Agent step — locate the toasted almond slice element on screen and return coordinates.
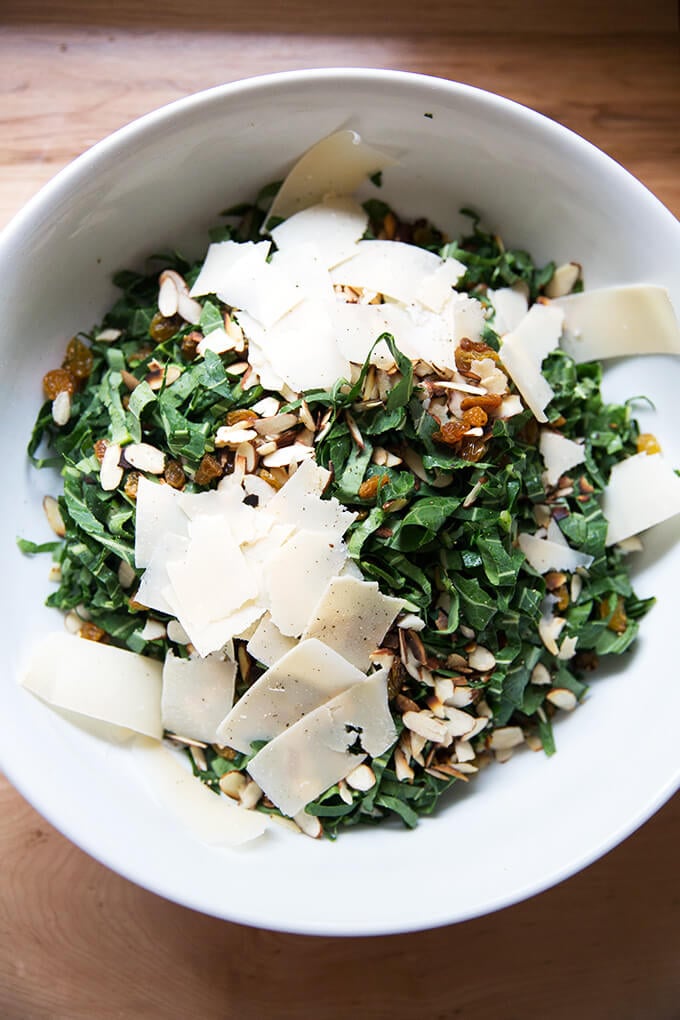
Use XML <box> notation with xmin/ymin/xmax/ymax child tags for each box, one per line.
<box><xmin>544</xmin><ymin>261</ymin><xmax>581</xmax><ymax>299</ymax></box>
<box><xmin>445</xmin><ymin>685</ymin><xmax>474</xmax><ymax>708</ymax></box>
<box><xmin>442</xmin><ymin>705</ymin><xmax>476</xmax><ymax>737</ymax></box>
<box><xmin>51</xmin><ymin>390</ymin><xmax>71</xmax><ymax>426</ymax></box>
<box><xmin>409</xmin><ymin>730</ymin><xmax>427</xmax><ymax>766</ymax></box>
<box><xmin>240</xmin><ymin>780</ymin><xmax>264</xmax><ymax>811</ymax></box>
<box><xmin>494</xmin><ymin>747</ymin><xmax>515</xmax><ymax>764</ymax></box>
<box><xmin>488</xmin><ymin>726</ymin><xmax>524</xmax><ymax>751</ymax></box>
<box><xmin>338</xmin><ymin>779</ymin><xmax>354</xmax><ymax>805</ymax></box>
<box><xmin>177</xmin><ymin>290</ymin><xmax>202</xmax><ymax>325</ymax></box>
<box><xmin>64</xmin><ymin>610</ymin><xmax>81</xmax><ymax>634</ymax></box>
<box><xmin>454</xmin><ymin>739</ymin><xmax>475</xmax><ymax>763</ymax></box>
<box><xmin>117</xmin><ymin>560</ymin><xmax>136</xmax><ymax>589</ymax></box>
<box><xmin>124</xmin><ymin>442</ymin><xmax>166</xmax><ymax>474</ymax></box>
<box><xmin>252</xmin><ymin>413</ymin><xmax>299</xmax><ymax>436</ymax></box>
<box><xmin>43</xmin><ymin>494</ymin><xmax>66</xmax><ymax>537</ymax></box>
<box><xmin>140</xmin><ymin>619</ymin><xmax>166</xmax><ymax>641</ymax></box>
<box><xmin>397</xmin><ymin>613</ymin><xmax>426</xmax><ymax>632</ymax></box>
<box><xmin>468</xmin><ymin>645</ymin><xmax>496</xmax><ymax>672</ymax></box>
<box><xmin>167</xmin><ymin>620</ymin><xmax>190</xmax><ymax>644</ymax></box>
<box><xmin>158</xmin><ymin>273</ymin><xmax>179</xmax><ymax>317</ymax></box>
<box><xmin>219</xmin><ymin>771</ymin><xmax>247</xmax><ymax>800</ymax></box>
<box><xmin>293</xmin><ymin>810</ymin><xmax>323</xmax><ymax>839</ymax></box>
<box><xmin>345</xmin><ymin>763</ymin><xmax>376</xmax><ymax>792</ymax></box>
<box><xmin>95</xmin><ymin>327</ymin><xmax>122</xmax><ymax>342</ymax></box>
<box><xmin>262</xmin><ymin>443</ymin><xmax>315</xmax><ymax>468</ymax></box>
<box><xmin>215</xmin><ymin>425</ymin><xmax>259</xmax><ymax>447</ymax></box>
<box><xmin>402</xmin><ymin>710</ymin><xmax>451</xmax><ymax>745</ymax></box>
<box><xmin>531</xmin><ymin>662</ymin><xmax>552</xmax><ymax>686</ymax></box>
<box><xmin>100</xmin><ymin>443</ymin><xmax>123</xmax><ymax>491</ymax></box>
<box><xmin>546</xmin><ymin>687</ymin><xmax>578</xmax><ymax>711</ymax></box>
<box><xmin>394</xmin><ymin>746</ymin><xmax>415</xmax><ymax>782</ymax></box>
<box><xmin>525</xmin><ymin>733</ymin><xmax>543</xmax><ymax>752</ymax></box>
<box><xmin>434</xmin><ymin>676</ymin><xmax>454</xmax><ymax>703</ymax></box>
<box><xmin>251</xmin><ymin>396</ymin><xmax>281</xmax><ymax>417</ymax></box>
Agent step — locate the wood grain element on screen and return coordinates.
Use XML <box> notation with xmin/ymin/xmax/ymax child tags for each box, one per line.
<box><xmin>1</xmin><ymin>7</ymin><xmax>679</xmax><ymax>1018</ymax></box>
<box><xmin>0</xmin><ymin>774</ymin><xmax>678</xmax><ymax>1020</ymax></box>
<box><xmin>3</xmin><ymin>0</ymin><xmax>678</xmax><ymax>35</ymax></box>
<box><xmin>1</xmin><ymin>28</ymin><xmax>679</xmax><ymax>232</ymax></box>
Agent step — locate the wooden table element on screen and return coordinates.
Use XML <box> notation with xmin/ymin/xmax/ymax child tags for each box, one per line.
<box><xmin>1</xmin><ymin>4</ymin><xmax>679</xmax><ymax>1017</ymax></box>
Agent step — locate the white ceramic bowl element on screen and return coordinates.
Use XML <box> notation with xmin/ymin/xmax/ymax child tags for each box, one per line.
<box><xmin>2</xmin><ymin>69</ymin><xmax>679</xmax><ymax>936</ymax></box>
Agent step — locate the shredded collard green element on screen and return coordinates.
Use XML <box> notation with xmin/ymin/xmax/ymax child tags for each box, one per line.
<box><xmin>23</xmin><ymin>198</ymin><xmax>655</xmax><ymax>838</ymax></box>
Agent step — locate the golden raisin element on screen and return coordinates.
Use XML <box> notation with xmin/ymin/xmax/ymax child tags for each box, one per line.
<box><xmin>80</xmin><ymin>621</ymin><xmax>106</xmax><ymax>642</ymax></box>
<box><xmin>93</xmin><ymin>438</ymin><xmax>109</xmax><ymax>463</ymax></box>
<box><xmin>226</xmin><ymin>408</ymin><xmax>258</xmax><ymax>426</ymax></box>
<box><xmin>164</xmin><ymin>460</ymin><xmax>186</xmax><ymax>490</ymax></box>
<box><xmin>460</xmin><ymin>393</ymin><xmax>503</xmax><ymax>412</ymax></box>
<box><xmin>358</xmin><ymin>474</ymin><xmax>389</xmax><ymax>500</ymax></box>
<box><xmin>257</xmin><ymin>467</ymin><xmax>285</xmax><ymax>491</ymax></box>
<box><xmin>382</xmin><ymin>211</ymin><xmax>397</xmax><ymax>240</ymax></box>
<box><xmin>554</xmin><ymin>584</ymin><xmax>570</xmax><ymax>612</ymax></box>
<box><xmin>455</xmin><ymin>337</ymin><xmax>498</xmax><ymax>373</ymax></box>
<box><xmin>123</xmin><ymin>471</ymin><xmax>140</xmax><ymax>500</ymax></box>
<box><xmin>434</xmin><ymin>419</ymin><xmax>468</xmax><ymax>446</ymax></box>
<box><xmin>43</xmin><ymin>367</ymin><xmax>76</xmax><ymax>399</ymax></box>
<box><xmin>63</xmin><ymin>337</ymin><xmax>93</xmax><ymax>381</ymax></box>
<box><xmin>600</xmin><ymin>596</ymin><xmax>628</xmax><ymax>634</ymax></box>
<box><xmin>181</xmin><ymin>331</ymin><xmax>202</xmax><ymax>361</ymax></box>
<box><xmin>636</xmin><ymin>433</ymin><xmax>661</xmax><ymax>455</ymax></box>
<box><xmin>149</xmin><ymin>311</ymin><xmax>181</xmax><ymax>343</ymax></box>
<box><xmin>194</xmin><ymin>453</ymin><xmax>223</xmax><ymax>487</ymax></box>
<box><xmin>458</xmin><ymin>437</ymin><xmax>488</xmax><ymax>462</ymax></box>
<box><xmin>462</xmin><ymin>406</ymin><xmax>488</xmax><ymax>428</ymax></box>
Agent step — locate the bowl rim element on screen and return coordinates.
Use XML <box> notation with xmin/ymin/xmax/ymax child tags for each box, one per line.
<box><xmin>2</xmin><ymin>66</ymin><xmax>679</xmax><ymax>936</ymax></box>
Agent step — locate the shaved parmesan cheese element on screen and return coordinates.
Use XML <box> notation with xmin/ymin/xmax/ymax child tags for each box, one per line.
<box><xmin>442</xmin><ymin>292</ymin><xmax>487</xmax><ymax>345</ymax></box>
<box><xmin>134</xmin><ymin>476</ymin><xmax>188</xmax><ymax>568</ymax></box>
<box><xmin>247</xmin><ymin>612</ymin><xmax>298</xmax><ymax>667</ymax></box>
<box><xmin>302</xmin><ymin>576</ymin><xmax>404</xmax><ymax>670</ymax></box>
<box><xmin>602</xmin><ymin>452</ymin><xmax>680</xmax><ymax>545</ymax></box>
<box><xmin>518</xmin><ymin>533</ymin><xmax>593</xmax><ymax>573</ymax></box>
<box><xmin>546</xmin><ymin>518</ymin><xmax>569</xmax><ymax>547</ymax></box>
<box><xmin>162</xmin><ymin>651</ymin><xmax>237</xmax><ymax>743</ymax></box>
<box><xmin>216</xmin><ymin>638</ymin><xmax>366</xmax><ymax>753</ymax></box>
<box><xmin>242</xmin><ymin>299</ymin><xmax>352</xmax><ymax>391</ymax></box>
<box><xmin>540</xmin><ymin>430</ymin><xmax>585</xmax><ymax>486</ymax></box>
<box><xmin>270</xmin><ymin>196</ymin><xmax>369</xmax><ymax>269</ymax></box>
<box><xmin>554</xmin><ymin>285</ymin><xmax>680</xmax><ymax>362</ymax></box>
<box><xmin>189</xmin><ymin>240</ymin><xmax>270</xmax><ymax>298</ymax></box>
<box><xmin>499</xmin><ymin>303</ymin><xmax>565</xmax><ymax>422</ymax></box>
<box><xmin>489</xmin><ymin>286</ymin><xmax>528</xmax><ymax>335</ymax></box>
<box><xmin>21</xmin><ymin>632</ymin><xmax>163</xmax><ymax>738</ymax></box>
<box><xmin>332</xmin><ymin>301</ymin><xmax>457</xmax><ymax>371</ymax></box>
<box><xmin>266</xmin><ymin>458</ymin><xmax>356</xmax><ymax>535</ymax></box>
<box><xmin>266</xmin><ymin>129</ymin><xmax>394</xmax><ymax>223</ymax></box>
<box><xmin>135</xmin><ymin>738</ymin><xmax>268</xmax><ymax>847</ymax></box>
<box><xmin>416</xmin><ymin>258</ymin><xmax>466</xmax><ymax>313</ymax></box>
<box><xmin>246</xmin><ymin>668</ymin><xmax>395</xmax><ymax>817</ymax></box>
<box><xmin>167</xmin><ymin>516</ymin><xmax>257</xmax><ymax>626</ymax></box>
<box><xmin>136</xmin><ymin>532</ymin><xmax>189</xmax><ymax>615</ymax></box>
<box><xmin>264</xmin><ymin>529</ymin><xmax>348</xmax><ymax>636</ymax></box>
<box><xmin>331</xmin><ymin>240</ymin><xmax>444</xmax><ymax>306</ymax></box>
<box><xmin>163</xmin><ymin>587</ymin><xmax>264</xmax><ymax>660</ymax></box>
<box><xmin>196</xmin><ymin>327</ymin><xmax>236</xmax><ymax>357</ymax></box>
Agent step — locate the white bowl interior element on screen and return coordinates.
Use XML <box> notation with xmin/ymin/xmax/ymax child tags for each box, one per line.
<box><xmin>2</xmin><ymin>70</ymin><xmax>679</xmax><ymax>935</ymax></box>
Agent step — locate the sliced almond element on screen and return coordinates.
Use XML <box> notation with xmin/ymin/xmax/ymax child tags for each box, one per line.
<box><xmin>215</xmin><ymin>425</ymin><xmax>259</xmax><ymax>447</ymax></box>
<box><xmin>338</xmin><ymin>779</ymin><xmax>354</xmax><ymax>805</ymax></box>
<box><xmin>251</xmin><ymin>396</ymin><xmax>280</xmax><ymax>417</ymax></box>
<box><xmin>402</xmin><ymin>710</ymin><xmax>451</xmax><ymax>745</ymax></box>
<box><xmin>397</xmin><ymin>613</ymin><xmax>426</xmax><ymax>632</ymax></box>
<box><xmin>546</xmin><ymin>687</ymin><xmax>578</xmax><ymax>711</ymax></box>
<box><xmin>252</xmin><ymin>413</ymin><xmax>299</xmax><ymax>436</ymax></box>
<box><xmin>454</xmin><ymin>739</ymin><xmax>475</xmax><ymax>763</ymax></box>
<box><xmin>123</xmin><ymin>442</ymin><xmax>166</xmax><ymax>474</ymax></box>
<box><xmin>177</xmin><ymin>290</ymin><xmax>202</xmax><ymax>326</ymax></box>
<box><xmin>167</xmin><ymin>620</ymin><xmax>190</xmax><ymax>644</ymax></box>
<box><xmin>442</xmin><ymin>705</ymin><xmax>477</xmax><ymax>737</ymax></box>
<box><xmin>468</xmin><ymin>645</ymin><xmax>496</xmax><ymax>672</ymax></box>
<box><xmin>219</xmin><ymin>771</ymin><xmax>247</xmax><ymax>800</ymax></box>
<box><xmin>240</xmin><ymin>779</ymin><xmax>263</xmax><ymax>811</ymax></box>
<box><xmin>95</xmin><ymin>328</ymin><xmax>122</xmax><ymax>343</ymax></box>
<box><xmin>117</xmin><ymin>560</ymin><xmax>136</xmax><ymax>589</ymax></box>
<box><xmin>293</xmin><ymin>810</ymin><xmax>323</xmax><ymax>839</ymax></box>
<box><xmin>394</xmin><ymin>746</ymin><xmax>415</xmax><ymax>782</ymax></box>
<box><xmin>140</xmin><ymin>618</ymin><xmax>166</xmax><ymax>641</ymax></box>
<box><xmin>158</xmin><ymin>273</ymin><xmax>179</xmax><ymax>317</ymax></box>
<box><xmin>100</xmin><ymin>443</ymin><xmax>123</xmax><ymax>491</ymax></box>
<box><xmin>262</xmin><ymin>444</ymin><xmax>315</xmax><ymax>468</ymax></box>
<box><xmin>488</xmin><ymin>726</ymin><xmax>524</xmax><ymax>751</ymax></box>
<box><xmin>51</xmin><ymin>390</ymin><xmax>71</xmax><ymax>426</ymax></box>
<box><xmin>345</xmin><ymin>763</ymin><xmax>376</xmax><ymax>792</ymax></box>
<box><xmin>43</xmin><ymin>495</ymin><xmax>66</xmax><ymax>537</ymax></box>
<box><xmin>544</xmin><ymin>261</ymin><xmax>581</xmax><ymax>299</ymax></box>
<box><xmin>531</xmin><ymin>662</ymin><xmax>552</xmax><ymax>686</ymax></box>
<box><xmin>445</xmin><ymin>685</ymin><xmax>474</xmax><ymax>708</ymax></box>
